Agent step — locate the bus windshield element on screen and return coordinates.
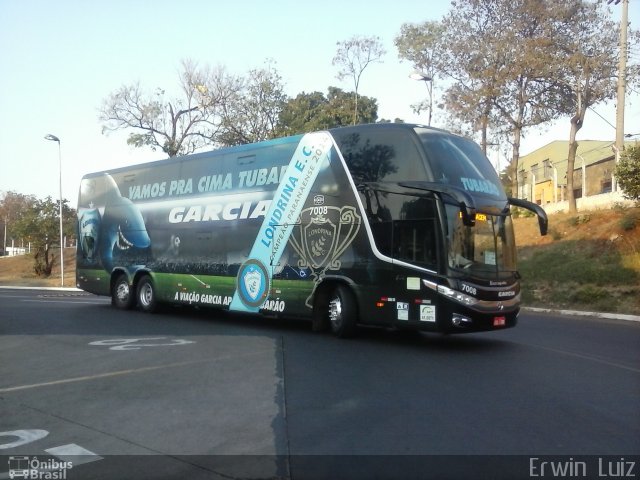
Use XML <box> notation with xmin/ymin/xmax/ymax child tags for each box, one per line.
<box><xmin>415</xmin><ymin>127</ymin><xmax>505</xmax><ymax>200</ymax></box>
<box><xmin>445</xmin><ymin>204</ymin><xmax>517</xmax><ymax>279</ymax></box>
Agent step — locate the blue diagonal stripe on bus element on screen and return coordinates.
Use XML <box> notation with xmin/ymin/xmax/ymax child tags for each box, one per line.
<box><xmin>229</xmin><ymin>131</ymin><xmax>333</xmax><ymax>312</ymax></box>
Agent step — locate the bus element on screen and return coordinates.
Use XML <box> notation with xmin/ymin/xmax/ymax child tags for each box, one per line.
<box><xmin>76</xmin><ymin>123</ymin><xmax>547</xmax><ymax>336</ymax></box>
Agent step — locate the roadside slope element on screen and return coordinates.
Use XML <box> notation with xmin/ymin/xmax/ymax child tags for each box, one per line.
<box><xmin>514</xmin><ymin>206</ymin><xmax>640</xmax><ymax>315</ymax></box>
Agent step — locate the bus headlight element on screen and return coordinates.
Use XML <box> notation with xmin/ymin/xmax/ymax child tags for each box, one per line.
<box><xmin>452</xmin><ymin>314</ymin><xmax>472</xmax><ymax>327</ymax></box>
<box><xmin>436</xmin><ymin>284</ymin><xmax>479</xmax><ymax>306</ymax></box>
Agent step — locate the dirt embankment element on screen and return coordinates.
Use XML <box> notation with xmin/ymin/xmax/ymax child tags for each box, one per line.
<box><xmin>513</xmin><ymin>207</ymin><xmax>640</xmax><ymax>315</ymax></box>
<box><xmin>0</xmin><ymin>247</ymin><xmax>77</xmax><ymax>288</ymax></box>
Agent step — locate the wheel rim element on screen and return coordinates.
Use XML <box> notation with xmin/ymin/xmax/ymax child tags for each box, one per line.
<box><xmin>139</xmin><ymin>282</ymin><xmax>153</xmax><ymax>307</ymax></box>
<box><xmin>116</xmin><ymin>281</ymin><xmax>129</xmax><ymax>302</ymax></box>
<box><xmin>329</xmin><ymin>295</ymin><xmax>342</xmax><ymax>329</ymax></box>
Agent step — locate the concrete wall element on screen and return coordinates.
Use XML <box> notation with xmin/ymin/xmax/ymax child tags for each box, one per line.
<box><xmin>542</xmin><ymin>190</ymin><xmax>635</xmax><ymax>214</ymax></box>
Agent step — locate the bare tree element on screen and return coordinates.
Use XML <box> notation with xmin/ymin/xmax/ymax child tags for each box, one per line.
<box><xmin>332</xmin><ymin>35</ymin><xmax>386</xmax><ymax>124</ymax></box>
<box><xmin>434</xmin><ymin>0</ymin><xmax>578</xmax><ymax>197</ymax></box>
<box><xmin>556</xmin><ymin>2</ymin><xmax>620</xmax><ymax>212</ymax></box>
<box><xmin>99</xmin><ymin>60</ymin><xmax>240</xmax><ymax>157</ymax></box>
<box><xmin>218</xmin><ymin>60</ymin><xmax>288</xmax><ymax>146</ymax></box>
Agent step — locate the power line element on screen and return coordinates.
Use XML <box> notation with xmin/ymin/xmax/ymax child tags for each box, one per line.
<box><xmin>587</xmin><ymin>106</ymin><xmax>616</xmax><ymax>130</ymax></box>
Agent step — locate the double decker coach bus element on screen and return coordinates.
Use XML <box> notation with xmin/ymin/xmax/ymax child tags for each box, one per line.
<box><xmin>76</xmin><ymin>123</ymin><xmax>547</xmax><ymax>336</ymax></box>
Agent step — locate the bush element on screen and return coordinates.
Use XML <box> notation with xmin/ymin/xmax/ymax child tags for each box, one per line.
<box><xmin>620</xmin><ymin>211</ymin><xmax>639</xmax><ymax>231</ymax></box>
<box><xmin>568</xmin><ymin>214</ymin><xmax>591</xmax><ymax>226</ymax></box>
<box><xmin>568</xmin><ymin>285</ymin><xmax>608</xmax><ymax>305</ymax></box>
<box><xmin>613</xmin><ymin>202</ymin><xmax>629</xmax><ymax>212</ymax></box>
<box><xmin>512</xmin><ymin>207</ymin><xmax>535</xmax><ymax>218</ymax></box>
<box><xmin>615</xmin><ymin>144</ymin><xmax>640</xmax><ymax>201</ymax></box>
<box><xmin>548</xmin><ymin>227</ymin><xmax>563</xmax><ymax>240</ymax></box>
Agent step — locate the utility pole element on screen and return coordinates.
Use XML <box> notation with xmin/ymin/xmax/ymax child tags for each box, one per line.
<box><xmin>612</xmin><ymin>0</ymin><xmax>629</xmax><ymax>190</ymax></box>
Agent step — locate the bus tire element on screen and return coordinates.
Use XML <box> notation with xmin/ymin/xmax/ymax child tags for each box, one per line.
<box><xmin>136</xmin><ymin>275</ymin><xmax>158</xmax><ymax>313</ymax></box>
<box><xmin>327</xmin><ymin>284</ymin><xmax>358</xmax><ymax>338</ymax></box>
<box><xmin>112</xmin><ymin>273</ymin><xmax>134</xmax><ymax>310</ymax></box>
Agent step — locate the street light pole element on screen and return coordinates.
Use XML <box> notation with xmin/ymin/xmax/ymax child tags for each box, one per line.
<box><xmin>44</xmin><ymin>134</ymin><xmax>64</xmax><ymax>287</ymax></box>
<box><xmin>409</xmin><ymin>71</ymin><xmax>433</xmax><ymax>126</ymax></box>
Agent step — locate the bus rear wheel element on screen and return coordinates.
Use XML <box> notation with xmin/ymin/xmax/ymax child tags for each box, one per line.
<box><xmin>327</xmin><ymin>284</ymin><xmax>357</xmax><ymax>338</ymax></box>
<box><xmin>112</xmin><ymin>274</ymin><xmax>134</xmax><ymax>310</ymax></box>
<box><xmin>136</xmin><ymin>275</ymin><xmax>158</xmax><ymax>313</ymax></box>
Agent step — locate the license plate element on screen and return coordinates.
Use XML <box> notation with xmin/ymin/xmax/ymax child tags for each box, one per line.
<box><xmin>493</xmin><ymin>316</ymin><xmax>506</xmax><ymax>327</ymax></box>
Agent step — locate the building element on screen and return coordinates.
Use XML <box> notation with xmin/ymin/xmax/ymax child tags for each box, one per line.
<box><xmin>517</xmin><ymin>140</ymin><xmax>636</xmax><ymax>213</ymax></box>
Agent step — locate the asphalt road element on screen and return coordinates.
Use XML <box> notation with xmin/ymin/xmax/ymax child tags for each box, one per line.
<box><xmin>0</xmin><ymin>288</ymin><xmax>638</xmax><ymax>479</ymax></box>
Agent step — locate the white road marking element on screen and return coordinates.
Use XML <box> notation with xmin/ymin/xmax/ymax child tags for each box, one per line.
<box><xmin>89</xmin><ymin>337</ymin><xmax>195</xmax><ymax>350</ymax></box>
<box><xmin>0</xmin><ymin>361</ymin><xmax>206</xmax><ymax>393</ymax></box>
<box><xmin>0</xmin><ymin>349</ymin><xmax>273</xmax><ymax>394</ymax></box>
<box><xmin>0</xmin><ymin>430</ymin><xmax>49</xmax><ymax>450</ymax></box>
<box><xmin>45</xmin><ymin>443</ymin><xmax>103</xmax><ymax>465</ymax></box>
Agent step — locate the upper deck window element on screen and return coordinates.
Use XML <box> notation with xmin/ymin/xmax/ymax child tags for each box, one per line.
<box><xmin>332</xmin><ymin>127</ymin><xmax>426</xmax><ymax>185</ymax></box>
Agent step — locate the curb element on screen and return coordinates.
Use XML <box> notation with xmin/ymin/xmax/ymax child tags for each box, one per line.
<box><xmin>522</xmin><ymin>306</ymin><xmax>640</xmax><ymax>323</ymax></box>
<box><xmin>0</xmin><ymin>286</ymin><xmax>82</xmax><ymax>292</ymax></box>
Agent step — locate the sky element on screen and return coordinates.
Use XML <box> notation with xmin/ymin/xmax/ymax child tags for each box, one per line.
<box><xmin>1</xmin><ymin>0</ymin><xmax>638</xmax><ymax>207</ymax></box>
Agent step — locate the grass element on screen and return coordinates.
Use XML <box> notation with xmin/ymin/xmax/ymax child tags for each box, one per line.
<box><xmin>2</xmin><ymin>207</ymin><xmax>639</xmax><ymax>315</ymax></box>
<box><xmin>0</xmin><ymin>247</ymin><xmax>76</xmax><ymax>288</ymax></box>
<box><xmin>514</xmin><ymin>207</ymin><xmax>640</xmax><ymax>315</ymax></box>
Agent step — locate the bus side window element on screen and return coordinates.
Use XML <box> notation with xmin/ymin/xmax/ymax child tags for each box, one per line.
<box><xmin>363</xmin><ymin>188</ymin><xmax>393</xmax><ymax>257</ymax></box>
<box><xmin>392</xmin><ymin>220</ymin><xmax>437</xmax><ymax>268</ymax></box>
<box><xmin>370</xmin><ymin>221</ymin><xmax>393</xmax><ymax>258</ymax></box>
<box><xmin>394</xmin><ymin>197</ymin><xmax>438</xmax><ymax>268</ymax></box>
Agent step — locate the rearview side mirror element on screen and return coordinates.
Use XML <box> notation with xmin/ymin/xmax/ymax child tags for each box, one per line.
<box><xmin>508</xmin><ymin>197</ymin><xmax>548</xmax><ymax>236</ymax></box>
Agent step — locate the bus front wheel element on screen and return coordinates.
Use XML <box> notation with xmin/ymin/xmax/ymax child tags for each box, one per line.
<box><xmin>136</xmin><ymin>275</ymin><xmax>158</xmax><ymax>313</ymax></box>
<box><xmin>327</xmin><ymin>284</ymin><xmax>357</xmax><ymax>338</ymax></box>
<box><xmin>112</xmin><ymin>274</ymin><xmax>134</xmax><ymax>310</ymax></box>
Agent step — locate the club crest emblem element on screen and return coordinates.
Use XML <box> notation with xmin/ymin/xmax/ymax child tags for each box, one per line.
<box><xmin>244</xmin><ymin>269</ymin><xmax>262</xmax><ymax>300</ymax></box>
<box><xmin>236</xmin><ymin>259</ymin><xmax>270</xmax><ymax>308</ymax></box>
<box><xmin>290</xmin><ymin>205</ymin><xmax>361</xmax><ymax>307</ymax></box>
<box><xmin>303</xmin><ymin>217</ymin><xmax>337</xmax><ymax>269</ymax></box>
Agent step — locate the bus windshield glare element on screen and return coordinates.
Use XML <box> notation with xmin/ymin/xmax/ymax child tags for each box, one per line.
<box><xmin>415</xmin><ymin>127</ymin><xmax>505</xmax><ymax>200</ymax></box>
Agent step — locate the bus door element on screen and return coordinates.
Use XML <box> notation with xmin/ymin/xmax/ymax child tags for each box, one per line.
<box><xmin>365</xmin><ymin>189</ymin><xmax>442</xmax><ymax>324</ymax></box>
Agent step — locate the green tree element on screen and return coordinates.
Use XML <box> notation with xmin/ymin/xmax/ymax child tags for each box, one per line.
<box><xmin>0</xmin><ymin>191</ymin><xmax>37</xmax><ymax>255</ymax></box>
<box><xmin>324</xmin><ymin>87</ymin><xmax>378</xmax><ymax>128</ymax></box>
<box><xmin>615</xmin><ymin>144</ymin><xmax>640</xmax><ymax>201</ymax></box>
<box><xmin>276</xmin><ymin>91</ymin><xmax>328</xmax><ymax>136</ymax></box>
<box><xmin>277</xmin><ymin>87</ymin><xmax>378</xmax><ymax>137</ymax></box>
<box><xmin>332</xmin><ymin>35</ymin><xmax>385</xmax><ymax>125</ymax></box>
<box><xmin>11</xmin><ymin>196</ymin><xmax>75</xmax><ymax>276</ymax></box>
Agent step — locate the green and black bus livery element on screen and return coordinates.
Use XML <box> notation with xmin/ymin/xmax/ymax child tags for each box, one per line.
<box><xmin>77</xmin><ymin>123</ymin><xmax>547</xmax><ymax>336</ymax></box>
